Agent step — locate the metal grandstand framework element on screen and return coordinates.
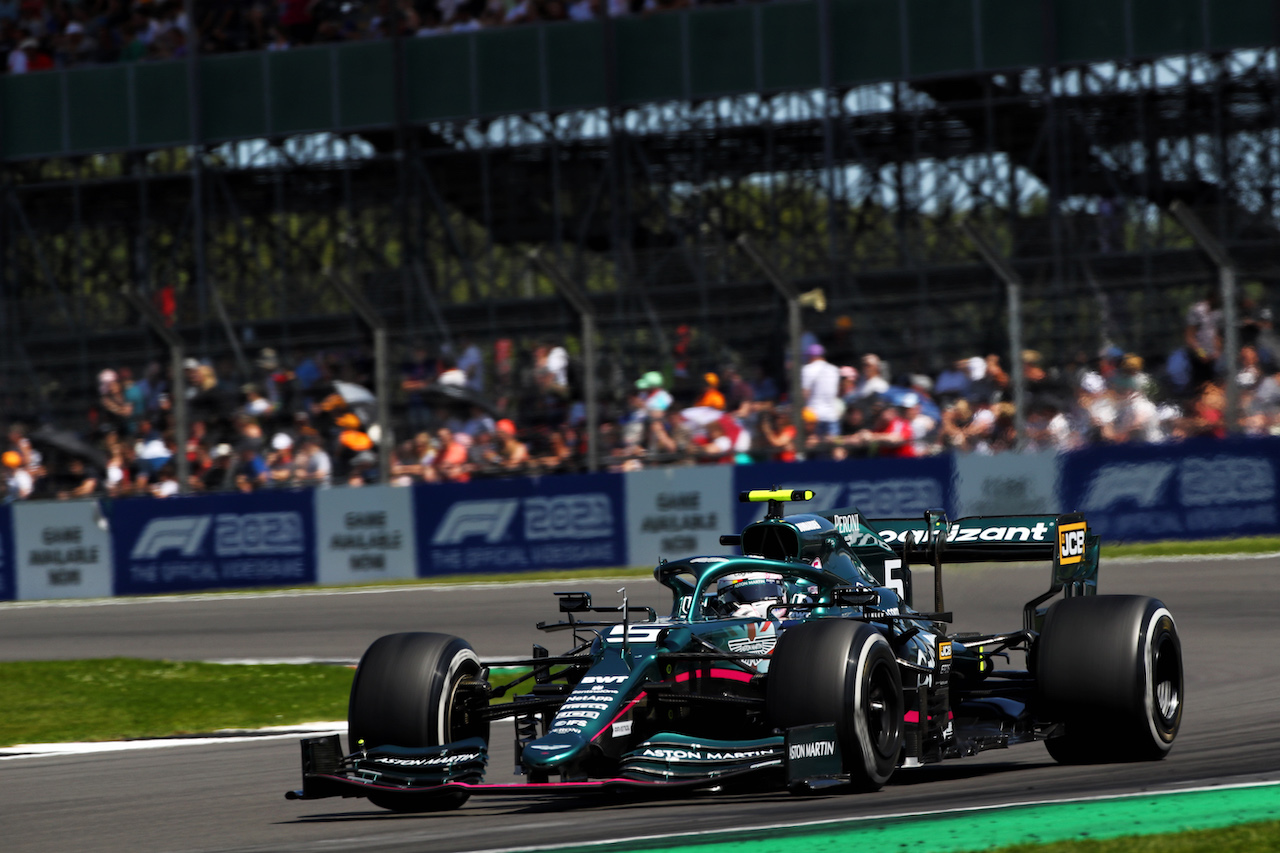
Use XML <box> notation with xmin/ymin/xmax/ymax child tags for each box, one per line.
<box><xmin>2</xmin><ymin>0</ymin><xmax>1278</xmax><ymax>425</ymax></box>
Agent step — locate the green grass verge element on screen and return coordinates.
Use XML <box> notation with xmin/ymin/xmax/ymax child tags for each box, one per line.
<box><xmin>0</xmin><ymin>659</ymin><xmax>355</xmax><ymax>746</ymax></box>
<box><xmin>980</xmin><ymin>819</ymin><xmax>1280</xmax><ymax>853</ymax></box>
<box><xmin>1101</xmin><ymin>535</ymin><xmax>1280</xmax><ymax>559</ymax></box>
<box><xmin>0</xmin><ymin>660</ymin><xmax>536</xmax><ymax>747</ymax></box>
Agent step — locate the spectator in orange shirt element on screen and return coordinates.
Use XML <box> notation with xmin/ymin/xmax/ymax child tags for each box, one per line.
<box><xmin>436</xmin><ymin>427</ymin><xmax>471</xmax><ymax>482</ymax></box>
<box><xmin>760</xmin><ymin>406</ymin><xmax>798</xmax><ymax>463</ymax></box>
<box><xmin>695</xmin><ymin>372</ymin><xmax>725</xmax><ymax>410</ymax></box>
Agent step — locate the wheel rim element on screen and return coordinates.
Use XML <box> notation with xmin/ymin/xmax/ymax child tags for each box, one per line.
<box><xmin>446</xmin><ymin>674</ymin><xmax>481</xmax><ymax>739</ymax></box>
<box><xmin>436</xmin><ymin>648</ymin><xmax>482</xmax><ymax>744</ymax></box>
<box><xmin>1152</xmin><ymin>632</ymin><xmax>1181</xmax><ymax>727</ymax></box>
<box><xmin>865</xmin><ymin>660</ymin><xmax>898</xmax><ymax>756</ymax></box>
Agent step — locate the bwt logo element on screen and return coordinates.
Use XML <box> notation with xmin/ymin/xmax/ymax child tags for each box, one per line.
<box><xmin>131</xmin><ymin>512</ymin><xmax>304</xmax><ymax>559</ymax></box>
<box><xmin>431</xmin><ymin>495</ymin><xmax>613</xmax><ymax>545</ymax></box>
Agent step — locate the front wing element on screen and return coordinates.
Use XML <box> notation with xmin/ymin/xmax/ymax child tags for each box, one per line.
<box><xmin>286</xmin><ymin>725</ymin><xmax>844</xmax><ymax>804</ymax></box>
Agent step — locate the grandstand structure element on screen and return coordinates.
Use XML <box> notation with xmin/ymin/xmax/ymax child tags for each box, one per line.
<box><xmin>1</xmin><ymin>0</ymin><xmax>1277</xmax><ymax>424</ymax></box>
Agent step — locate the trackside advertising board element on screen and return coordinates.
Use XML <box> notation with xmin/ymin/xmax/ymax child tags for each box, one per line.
<box><xmin>0</xmin><ymin>504</ymin><xmax>11</xmax><ymax>600</ymax></box>
<box><xmin>9</xmin><ymin>438</ymin><xmax>1280</xmax><ymax>601</ymax></box>
<box><xmin>14</xmin><ymin>500</ymin><xmax>112</xmax><ymax>600</ymax></box>
<box><xmin>414</xmin><ymin>474</ymin><xmax>625</xmax><ymax>576</ymax></box>
<box><xmin>316</xmin><ymin>486</ymin><xmax>417</xmax><ymax>585</ymax></box>
<box><xmin>955</xmin><ymin>450</ymin><xmax>1060</xmax><ymax>516</ymax></box>
<box><xmin>625</xmin><ymin>466</ymin><xmax>734</xmax><ymax>566</ymax></box>
<box><xmin>733</xmin><ymin>457</ymin><xmax>955</xmax><ymax>530</ymax></box>
<box><xmin>1059</xmin><ymin>436</ymin><xmax>1280</xmax><ymax>542</ymax></box>
<box><xmin>111</xmin><ymin>490</ymin><xmax>316</xmax><ymax>595</ymax></box>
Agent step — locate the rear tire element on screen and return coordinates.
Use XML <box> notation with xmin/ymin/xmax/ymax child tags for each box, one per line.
<box><xmin>348</xmin><ymin>632</ymin><xmax>488</xmax><ymax>811</ymax></box>
<box><xmin>1037</xmin><ymin>595</ymin><xmax>1182</xmax><ymax>764</ymax></box>
<box><xmin>767</xmin><ymin>620</ymin><xmax>904</xmax><ymax>790</ymax></box>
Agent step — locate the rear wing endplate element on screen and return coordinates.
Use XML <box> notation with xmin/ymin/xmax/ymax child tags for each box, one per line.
<box><xmin>871</xmin><ymin>512</ymin><xmax>1099</xmax><ymax>632</ymax></box>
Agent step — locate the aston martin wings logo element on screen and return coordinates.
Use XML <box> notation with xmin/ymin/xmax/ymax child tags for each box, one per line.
<box><xmin>727</xmin><ymin>622</ymin><xmax>777</xmax><ymax>656</ymax></box>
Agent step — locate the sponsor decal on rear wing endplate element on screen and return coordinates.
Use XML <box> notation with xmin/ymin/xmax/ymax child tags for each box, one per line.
<box><xmin>870</xmin><ymin>511</ymin><xmax>1099</xmax><ymax>631</ymax></box>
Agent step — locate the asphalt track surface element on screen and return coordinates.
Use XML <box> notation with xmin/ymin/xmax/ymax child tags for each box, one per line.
<box><xmin>4</xmin><ymin>557</ymin><xmax>1280</xmax><ymax>853</ymax></box>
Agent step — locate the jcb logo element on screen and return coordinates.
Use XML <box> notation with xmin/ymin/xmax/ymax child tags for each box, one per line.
<box><xmin>1058</xmin><ymin>522</ymin><xmax>1086</xmax><ymax>565</ymax></box>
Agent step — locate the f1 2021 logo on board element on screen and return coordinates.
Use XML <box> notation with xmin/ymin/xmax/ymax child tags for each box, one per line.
<box><xmin>131</xmin><ymin>513</ymin><xmax>304</xmax><ymax>559</ymax></box>
<box><xmin>430</xmin><ymin>500</ymin><xmax>519</xmax><ymax>545</ymax></box>
<box><xmin>525</xmin><ymin>494</ymin><xmax>612</xmax><ymax>541</ymax></box>
<box><xmin>1080</xmin><ymin>456</ymin><xmax>1274</xmax><ymax>510</ymax></box>
<box><xmin>432</xmin><ymin>495</ymin><xmax>614</xmax><ymax>545</ymax></box>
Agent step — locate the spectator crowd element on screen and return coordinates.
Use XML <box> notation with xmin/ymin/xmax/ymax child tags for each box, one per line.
<box><xmin>0</xmin><ymin>286</ymin><xmax>1276</xmax><ymax>502</ymax></box>
<box><xmin>3</xmin><ymin>0</ymin><xmax>731</xmax><ymax>74</ymax></box>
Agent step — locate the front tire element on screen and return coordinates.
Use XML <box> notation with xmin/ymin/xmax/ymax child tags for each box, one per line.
<box><xmin>767</xmin><ymin>620</ymin><xmax>904</xmax><ymax>790</ymax></box>
<box><xmin>1037</xmin><ymin>595</ymin><xmax>1182</xmax><ymax>764</ymax></box>
<box><xmin>348</xmin><ymin>632</ymin><xmax>488</xmax><ymax>811</ymax></box>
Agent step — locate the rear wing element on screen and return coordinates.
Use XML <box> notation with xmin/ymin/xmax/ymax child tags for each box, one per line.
<box><xmin>870</xmin><ymin>512</ymin><xmax>1099</xmax><ymax>632</ymax></box>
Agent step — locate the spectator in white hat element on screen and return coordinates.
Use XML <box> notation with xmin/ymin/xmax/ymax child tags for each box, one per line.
<box><xmin>853</xmin><ymin>353</ymin><xmax>890</xmax><ymax>400</ymax></box>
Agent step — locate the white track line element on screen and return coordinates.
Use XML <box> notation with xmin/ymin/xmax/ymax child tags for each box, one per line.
<box><xmin>204</xmin><ymin>658</ymin><xmax>361</xmax><ymax>666</ymax></box>
<box><xmin>0</xmin><ymin>722</ymin><xmax>347</xmax><ymax>761</ymax></box>
<box><xmin>1107</xmin><ymin>550</ymin><xmax>1280</xmax><ymax>564</ymax></box>
<box><xmin>0</xmin><ymin>712</ymin><xmax>544</xmax><ymax>761</ymax></box>
<box><xmin>201</xmin><ymin>657</ymin><xmax>522</xmax><ymax>666</ymax></box>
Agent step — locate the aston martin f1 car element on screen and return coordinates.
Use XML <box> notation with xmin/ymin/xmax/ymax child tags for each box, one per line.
<box><xmin>287</xmin><ymin>489</ymin><xmax>1183</xmax><ymax>811</ymax></box>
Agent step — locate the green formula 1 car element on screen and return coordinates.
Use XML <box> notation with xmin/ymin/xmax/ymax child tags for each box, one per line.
<box><xmin>287</xmin><ymin>488</ymin><xmax>1183</xmax><ymax>811</ymax></box>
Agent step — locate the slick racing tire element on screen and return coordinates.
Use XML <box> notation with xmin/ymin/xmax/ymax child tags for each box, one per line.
<box><xmin>348</xmin><ymin>632</ymin><xmax>488</xmax><ymax>811</ymax></box>
<box><xmin>1037</xmin><ymin>595</ymin><xmax>1182</xmax><ymax>764</ymax></box>
<box><xmin>767</xmin><ymin>620</ymin><xmax>904</xmax><ymax>791</ymax></box>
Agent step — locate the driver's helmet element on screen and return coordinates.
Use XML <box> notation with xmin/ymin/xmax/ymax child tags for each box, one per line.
<box><xmin>716</xmin><ymin>572</ymin><xmax>786</xmax><ymax>619</ymax></box>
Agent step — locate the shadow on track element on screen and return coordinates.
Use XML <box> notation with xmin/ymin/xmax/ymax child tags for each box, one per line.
<box><xmin>281</xmin><ymin>759</ymin><xmax>1049</xmax><ymax>826</ymax></box>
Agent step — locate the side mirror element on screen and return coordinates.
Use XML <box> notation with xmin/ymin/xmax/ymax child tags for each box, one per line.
<box><xmin>833</xmin><ymin>586</ymin><xmax>880</xmax><ymax>607</ymax></box>
<box><xmin>555</xmin><ymin>591</ymin><xmax>592</xmax><ymax>612</ymax></box>
<box><xmin>719</xmin><ymin>535</ymin><xmax>741</xmax><ymax>546</ymax></box>
<box><xmin>532</xmin><ymin>644</ymin><xmax>552</xmax><ymax>683</ymax></box>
